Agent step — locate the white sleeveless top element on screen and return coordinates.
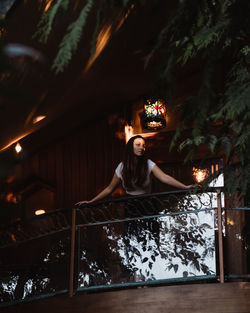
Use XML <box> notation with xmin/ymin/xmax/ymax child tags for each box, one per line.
<box><xmin>115</xmin><ymin>159</ymin><xmax>156</xmax><ymax>195</ymax></box>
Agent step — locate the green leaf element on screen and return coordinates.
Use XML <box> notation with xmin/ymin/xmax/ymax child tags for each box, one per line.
<box><xmin>207</xmin><ymin>135</ymin><xmax>217</xmax><ymax>152</ymax></box>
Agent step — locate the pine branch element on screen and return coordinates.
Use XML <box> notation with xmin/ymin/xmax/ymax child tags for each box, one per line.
<box><xmin>52</xmin><ymin>0</ymin><xmax>94</xmax><ymax>73</ymax></box>
<box><xmin>33</xmin><ymin>0</ymin><xmax>69</xmax><ymax>43</ymax></box>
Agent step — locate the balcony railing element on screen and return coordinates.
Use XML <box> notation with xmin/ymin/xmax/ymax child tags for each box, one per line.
<box><xmin>0</xmin><ymin>188</ymin><xmax>249</xmax><ymax>307</ymax></box>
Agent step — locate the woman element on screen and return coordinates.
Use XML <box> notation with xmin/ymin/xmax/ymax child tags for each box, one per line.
<box><xmin>76</xmin><ymin>135</ymin><xmax>197</xmax><ymax>283</ymax></box>
<box><xmin>76</xmin><ymin>135</ymin><xmax>195</xmax><ymax>205</ymax></box>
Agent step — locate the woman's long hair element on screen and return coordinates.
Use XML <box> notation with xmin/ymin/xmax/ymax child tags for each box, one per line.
<box><xmin>122</xmin><ymin>135</ymin><xmax>148</xmax><ymax>191</ymax></box>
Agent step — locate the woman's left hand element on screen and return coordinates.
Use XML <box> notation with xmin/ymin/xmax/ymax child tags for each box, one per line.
<box><xmin>186</xmin><ymin>184</ymin><xmax>202</xmax><ymax>189</ymax></box>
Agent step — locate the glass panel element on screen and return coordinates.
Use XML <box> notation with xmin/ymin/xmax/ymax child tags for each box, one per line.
<box><xmin>0</xmin><ymin>230</ymin><xmax>70</xmax><ymax>304</ymax></box>
<box><xmin>77</xmin><ymin>199</ymin><xmax>216</xmax><ymax>289</ymax></box>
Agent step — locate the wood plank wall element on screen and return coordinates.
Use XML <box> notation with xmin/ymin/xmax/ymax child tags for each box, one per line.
<box><xmin>17</xmin><ymin>116</ymin><xmax>124</xmax><ymax>210</ymax></box>
<box><xmin>2</xmin><ymin>282</ymin><xmax>250</xmax><ymax>313</ymax></box>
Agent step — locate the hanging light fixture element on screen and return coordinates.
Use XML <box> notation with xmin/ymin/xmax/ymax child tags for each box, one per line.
<box><xmin>144</xmin><ymin>98</ymin><xmax>167</xmax><ymax>130</ymax></box>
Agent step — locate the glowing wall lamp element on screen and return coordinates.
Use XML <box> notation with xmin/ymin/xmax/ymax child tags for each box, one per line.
<box><xmin>192</xmin><ymin>167</ymin><xmax>210</xmax><ymax>183</ymax></box>
<box><xmin>144</xmin><ymin>98</ymin><xmax>167</xmax><ymax>130</ymax></box>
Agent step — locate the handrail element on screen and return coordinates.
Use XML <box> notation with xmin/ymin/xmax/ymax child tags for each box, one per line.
<box><xmin>0</xmin><ymin>187</ymin><xmax>220</xmax><ymax>229</ymax></box>
<box><xmin>75</xmin><ymin>187</ymin><xmax>220</xmax><ymax>207</ymax></box>
<box><xmin>0</xmin><ymin>187</ymin><xmax>212</xmax><ymax>248</ymax></box>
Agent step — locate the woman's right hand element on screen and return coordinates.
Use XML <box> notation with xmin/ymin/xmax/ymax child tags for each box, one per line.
<box><xmin>75</xmin><ymin>200</ymin><xmax>90</xmax><ymax>206</ymax></box>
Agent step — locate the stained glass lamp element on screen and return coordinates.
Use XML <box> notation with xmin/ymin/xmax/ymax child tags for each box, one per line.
<box><xmin>144</xmin><ymin>99</ymin><xmax>167</xmax><ymax>130</ymax></box>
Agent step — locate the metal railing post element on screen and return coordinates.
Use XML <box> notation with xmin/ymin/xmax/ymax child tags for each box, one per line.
<box><xmin>69</xmin><ymin>207</ymin><xmax>76</xmax><ymax>297</ymax></box>
<box><xmin>217</xmin><ymin>189</ymin><xmax>224</xmax><ymax>283</ymax></box>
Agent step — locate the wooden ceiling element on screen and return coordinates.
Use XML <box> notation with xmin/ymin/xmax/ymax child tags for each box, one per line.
<box><xmin>0</xmin><ymin>0</ymin><xmax>176</xmax><ymax>154</ymax></box>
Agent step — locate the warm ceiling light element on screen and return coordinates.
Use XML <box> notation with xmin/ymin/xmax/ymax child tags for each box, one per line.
<box><xmin>84</xmin><ymin>24</ymin><xmax>112</xmax><ymax>73</ymax></box>
<box><xmin>192</xmin><ymin>167</ymin><xmax>209</xmax><ymax>183</ymax></box>
<box><xmin>35</xmin><ymin>209</ymin><xmax>46</xmax><ymax>216</ymax></box>
<box><xmin>15</xmin><ymin>142</ymin><xmax>22</xmax><ymax>153</ymax></box>
<box><xmin>144</xmin><ymin>99</ymin><xmax>167</xmax><ymax>130</ymax></box>
<box><xmin>124</xmin><ymin>124</ymin><xmax>134</xmax><ymax>143</ymax></box>
<box><xmin>33</xmin><ymin>115</ymin><xmax>46</xmax><ymax>124</ymax></box>
<box><xmin>44</xmin><ymin>0</ymin><xmax>53</xmax><ymax>12</ymax></box>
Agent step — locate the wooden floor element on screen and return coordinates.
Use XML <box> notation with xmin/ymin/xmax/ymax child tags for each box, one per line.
<box><xmin>2</xmin><ymin>282</ymin><xmax>250</xmax><ymax>313</ymax></box>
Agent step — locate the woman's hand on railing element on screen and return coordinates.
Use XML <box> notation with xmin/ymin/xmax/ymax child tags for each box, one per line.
<box><xmin>186</xmin><ymin>183</ymin><xmax>202</xmax><ymax>189</ymax></box>
<box><xmin>75</xmin><ymin>200</ymin><xmax>90</xmax><ymax>206</ymax></box>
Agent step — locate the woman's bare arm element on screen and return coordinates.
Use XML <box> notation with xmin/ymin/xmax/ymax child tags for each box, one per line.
<box><xmin>75</xmin><ymin>173</ymin><xmax>120</xmax><ymax>205</ymax></box>
<box><xmin>152</xmin><ymin>165</ymin><xmax>195</xmax><ymax>189</ymax></box>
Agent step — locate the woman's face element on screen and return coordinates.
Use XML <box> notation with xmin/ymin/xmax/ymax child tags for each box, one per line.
<box><xmin>133</xmin><ymin>138</ymin><xmax>146</xmax><ymax>156</ymax></box>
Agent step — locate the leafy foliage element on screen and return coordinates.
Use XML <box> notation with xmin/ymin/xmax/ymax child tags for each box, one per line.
<box><xmin>147</xmin><ymin>0</ymin><xmax>250</xmax><ymax>199</ymax></box>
